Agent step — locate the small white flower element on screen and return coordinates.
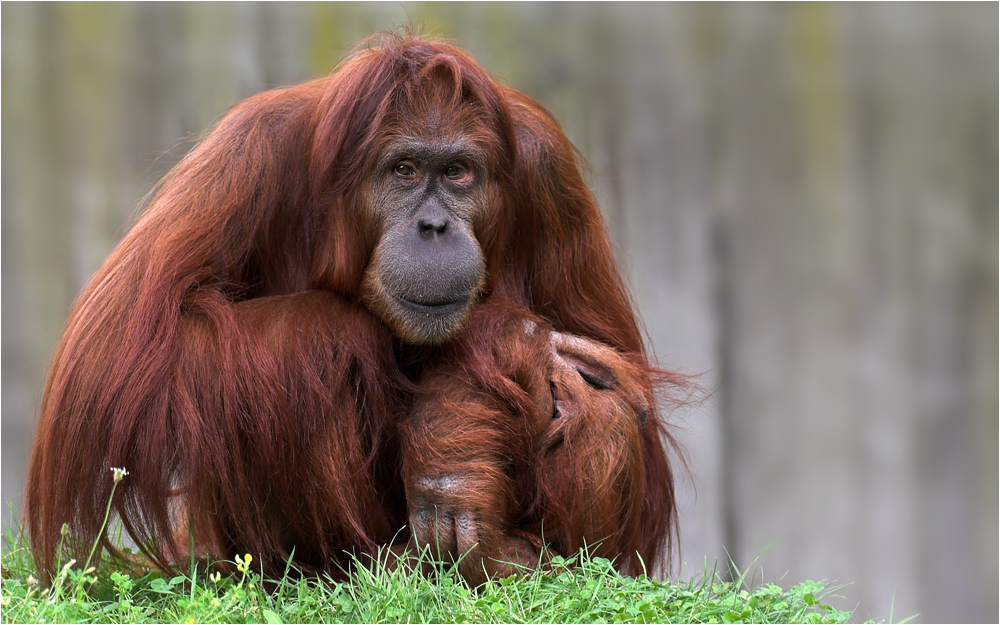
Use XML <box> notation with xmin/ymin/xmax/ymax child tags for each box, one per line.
<box><xmin>110</xmin><ymin>467</ymin><xmax>129</xmax><ymax>483</ymax></box>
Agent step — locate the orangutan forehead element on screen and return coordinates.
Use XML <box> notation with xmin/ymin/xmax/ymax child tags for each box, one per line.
<box><xmin>377</xmin><ymin>136</ymin><xmax>489</xmax><ymax>169</ymax></box>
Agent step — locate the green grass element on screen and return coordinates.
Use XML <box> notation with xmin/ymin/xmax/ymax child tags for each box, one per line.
<box><xmin>1</xmin><ymin>525</ymin><xmax>859</xmax><ymax>624</ymax></box>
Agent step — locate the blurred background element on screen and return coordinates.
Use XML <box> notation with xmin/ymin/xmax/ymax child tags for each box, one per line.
<box><xmin>2</xmin><ymin>3</ymin><xmax>996</xmax><ymax>622</ymax></box>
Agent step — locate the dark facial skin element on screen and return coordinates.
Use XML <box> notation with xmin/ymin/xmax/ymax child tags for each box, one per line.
<box><xmin>542</xmin><ymin>329</ymin><xmax>650</xmax><ymax>452</ymax></box>
<box><xmin>362</xmin><ymin>133</ymin><xmax>493</xmax><ymax>344</ymax></box>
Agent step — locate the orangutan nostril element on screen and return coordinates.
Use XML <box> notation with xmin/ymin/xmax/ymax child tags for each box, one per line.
<box><xmin>549</xmin><ymin>381</ymin><xmax>562</xmax><ymax>419</ymax></box>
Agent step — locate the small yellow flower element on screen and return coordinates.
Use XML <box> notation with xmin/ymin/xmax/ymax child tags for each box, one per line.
<box><xmin>235</xmin><ymin>553</ymin><xmax>255</xmax><ymax>574</ymax></box>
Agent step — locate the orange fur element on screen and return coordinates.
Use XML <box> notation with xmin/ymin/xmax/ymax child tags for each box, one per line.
<box><xmin>25</xmin><ymin>33</ymin><xmax>681</xmax><ymax>585</ymax></box>
<box><xmin>404</xmin><ymin>300</ymin><xmax>664</xmax><ymax>583</ymax></box>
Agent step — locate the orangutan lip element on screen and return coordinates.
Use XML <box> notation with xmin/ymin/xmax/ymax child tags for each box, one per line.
<box><xmin>394</xmin><ymin>295</ymin><xmax>468</xmax><ymax>315</ymax></box>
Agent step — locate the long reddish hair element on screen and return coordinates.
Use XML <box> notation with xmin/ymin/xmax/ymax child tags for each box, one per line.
<box><xmin>26</xmin><ymin>32</ymin><xmax>680</xmax><ymax>583</ymax></box>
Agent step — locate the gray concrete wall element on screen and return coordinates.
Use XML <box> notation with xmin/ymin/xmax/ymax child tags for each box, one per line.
<box><xmin>3</xmin><ymin>4</ymin><xmax>996</xmax><ymax>622</ymax></box>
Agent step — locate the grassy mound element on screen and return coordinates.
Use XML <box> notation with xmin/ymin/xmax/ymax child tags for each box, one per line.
<box><xmin>2</xmin><ymin>527</ymin><xmax>857</xmax><ymax>624</ymax></box>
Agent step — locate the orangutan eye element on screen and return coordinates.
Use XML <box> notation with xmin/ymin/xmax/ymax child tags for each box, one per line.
<box><xmin>394</xmin><ymin>161</ymin><xmax>417</xmax><ymax>177</ymax></box>
<box><xmin>576</xmin><ymin>366</ymin><xmax>612</xmax><ymax>391</ymax></box>
<box><xmin>444</xmin><ymin>163</ymin><xmax>469</xmax><ymax>181</ymax></box>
